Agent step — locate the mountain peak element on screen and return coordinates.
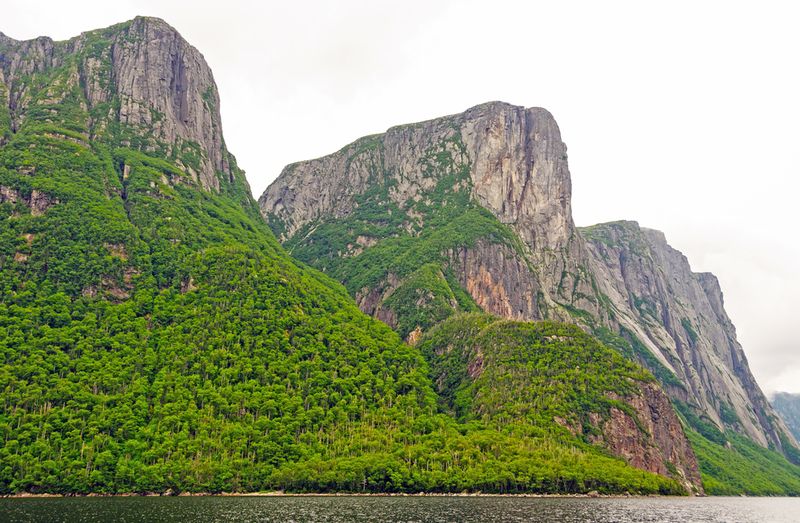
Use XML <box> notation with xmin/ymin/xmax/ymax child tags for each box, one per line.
<box><xmin>132</xmin><ymin>15</ymin><xmax>176</xmax><ymax>28</ymax></box>
<box><xmin>462</xmin><ymin>100</ymin><xmax>555</xmax><ymax>119</ymax></box>
<box><xmin>262</xmin><ymin>101</ymin><xmax>799</xmax><ymax>461</ymax></box>
<box><xmin>0</xmin><ymin>18</ymin><xmax>237</xmax><ymax>192</ymax></box>
<box><xmin>262</xmin><ymin>101</ymin><xmax>573</xmax><ymax>250</ymax></box>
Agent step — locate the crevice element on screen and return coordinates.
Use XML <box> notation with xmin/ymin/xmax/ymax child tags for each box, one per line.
<box><xmin>114</xmin><ymin>159</ymin><xmax>133</xmax><ymax>223</ymax></box>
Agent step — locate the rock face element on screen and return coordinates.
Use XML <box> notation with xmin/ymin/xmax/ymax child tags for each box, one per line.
<box><xmin>263</xmin><ymin>102</ymin><xmax>572</xmax><ymax>252</ymax></box>
<box><xmin>593</xmin><ymin>382</ymin><xmax>701</xmax><ymax>493</ymax></box>
<box><xmin>0</xmin><ymin>185</ymin><xmax>59</xmax><ymax>215</ymax></box>
<box><xmin>581</xmin><ymin>221</ymin><xmax>795</xmax><ymax>449</ymax></box>
<box><xmin>0</xmin><ymin>16</ymin><xmax>236</xmax><ymax>191</ymax></box>
<box><xmin>772</xmin><ymin>392</ymin><xmax>800</xmax><ymax>442</ymax></box>
<box><xmin>460</xmin><ymin>104</ymin><xmax>573</xmax><ymax>252</ymax></box>
<box><xmin>446</xmin><ymin>241</ymin><xmax>541</xmax><ymax>321</ymax></box>
<box><xmin>261</xmin><ymin>102</ymin><xmax>584</xmax><ymax>325</ymax></box>
<box><xmin>260</xmin><ymin>101</ymin><xmax>797</xmax><ymax>458</ymax></box>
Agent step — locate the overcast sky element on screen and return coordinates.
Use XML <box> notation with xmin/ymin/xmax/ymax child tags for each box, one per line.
<box><xmin>5</xmin><ymin>1</ymin><xmax>799</xmax><ymax>394</ymax></box>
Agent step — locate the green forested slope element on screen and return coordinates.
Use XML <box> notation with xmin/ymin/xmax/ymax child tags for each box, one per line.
<box><xmin>417</xmin><ymin>314</ymin><xmax>702</xmax><ymax>495</ymax></box>
<box><xmin>280</xmin><ymin>134</ymin><xmax>519</xmax><ymax>340</ymax></box>
<box><xmin>0</xmin><ymin>20</ymin><xmax>685</xmax><ymax>495</ymax></box>
<box><xmin>418</xmin><ymin>314</ymin><xmax>651</xmax><ymax>427</ymax></box>
<box><xmin>670</xmin><ymin>401</ymin><xmax>800</xmax><ymax>495</ymax></box>
<box><xmin>0</xmin><ymin>100</ymin><xmax>428</xmax><ymax>493</ymax></box>
<box><xmin>0</xmin><ymin>102</ymin><xmax>681</xmax><ymax>497</ymax></box>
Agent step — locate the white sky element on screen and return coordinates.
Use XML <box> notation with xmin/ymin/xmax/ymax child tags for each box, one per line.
<box><xmin>5</xmin><ymin>1</ymin><xmax>799</xmax><ymax>394</ymax></box>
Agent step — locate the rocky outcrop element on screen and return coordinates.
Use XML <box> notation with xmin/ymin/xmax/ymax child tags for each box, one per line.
<box><xmin>0</xmin><ymin>185</ymin><xmax>58</xmax><ymax>215</ymax></box>
<box><xmin>0</xmin><ymin>17</ymin><xmax>236</xmax><ymax>191</ymax></box>
<box><xmin>445</xmin><ymin>240</ymin><xmax>541</xmax><ymax>321</ymax></box>
<box><xmin>261</xmin><ymin>101</ymin><xmax>797</xmax><ymax>458</ymax></box>
<box><xmin>262</xmin><ymin>102</ymin><xmax>572</xmax><ymax>250</ymax></box>
<box><xmin>581</xmin><ymin>221</ymin><xmax>796</xmax><ymax>449</ymax></box>
<box><xmin>460</xmin><ymin>104</ymin><xmax>573</xmax><ymax>252</ymax></box>
<box><xmin>591</xmin><ymin>382</ymin><xmax>702</xmax><ymax>493</ymax></box>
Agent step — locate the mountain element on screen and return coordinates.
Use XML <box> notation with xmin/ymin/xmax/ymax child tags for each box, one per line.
<box><xmin>773</xmin><ymin>393</ymin><xmax>800</xmax><ymax>442</ymax></box>
<box><xmin>0</xmin><ymin>18</ymin><xmax>696</xmax><ymax>495</ymax></box>
<box><xmin>419</xmin><ymin>314</ymin><xmax>700</xmax><ymax>491</ymax></box>
<box><xmin>261</xmin><ymin>102</ymin><xmax>800</xmax><ymax>493</ymax></box>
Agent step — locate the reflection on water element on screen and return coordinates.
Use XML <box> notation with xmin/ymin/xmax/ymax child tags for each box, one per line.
<box><xmin>2</xmin><ymin>495</ymin><xmax>799</xmax><ymax>523</ymax></box>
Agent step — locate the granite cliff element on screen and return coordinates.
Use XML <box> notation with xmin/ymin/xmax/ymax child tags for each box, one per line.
<box><xmin>3</xmin><ymin>15</ymin><xmax>794</xmax><ymax>495</ymax></box>
<box><xmin>0</xmin><ymin>18</ymin><xmax>701</xmax><ymax>496</ymax></box>
<box><xmin>260</xmin><ymin>102</ymin><xmax>799</xmax><ymax>471</ymax></box>
<box><xmin>0</xmin><ymin>16</ymin><xmax>238</xmax><ymax>192</ymax></box>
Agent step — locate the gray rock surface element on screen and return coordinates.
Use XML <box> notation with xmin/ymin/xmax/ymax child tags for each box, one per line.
<box><xmin>0</xmin><ymin>17</ymin><xmax>235</xmax><ymax>191</ymax></box>
<box><xmin>262</xmin><ymin>102</ymin><xmax>572</xmax><ymax>251</ymax></box>
<box><xmin>582</xmin><ymin>221</ymin><xmax>795</xmax><ymax>448</ymax></box>
<box><xmin>260</xmin><ymin>101</ymin><xmax>796</xmax><ymax>454</ymax></box>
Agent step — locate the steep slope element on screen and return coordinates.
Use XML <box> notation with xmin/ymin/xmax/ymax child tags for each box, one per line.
<box><xmin>261</xmin><ymin>103</ymin><xmax>572</xmax><ymax>331</ymax></box>
<box><xmin>773</xmin><ymin>393</ymin><xmax>800</xmax><ymax>442</ymax></box>
<box><xmin>419</xmin><ymin>314</ymin><xmax>701</xmax><ymax>493</ymax></box>
<box><xmin>0</xmin><ymin>18</ymin><xmax>687</xmax><ymax>495</ymax></box>
<box><xmin>261</xmin><ymin>102</ymin><xmax>800</xmax><ymax>490</ymax></box>
<box><xmin>580</xmin><ymin>221</ymin><xmax>793</xmax><ymax>449</ymax></box>
<box><xmin>0</xmin><ymin>16</ymin><xmax>426</xmax><ymax>494</ymax></box>
<box><xmin>0</xmin><ymin>17</ymin><xmax>233</xmax><ymax>191</ymax></box>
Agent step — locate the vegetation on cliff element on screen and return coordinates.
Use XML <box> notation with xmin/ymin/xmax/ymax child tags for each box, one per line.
<box><xmin>0</xmin><ymin>20</ymin><xmax>687</xmax><ymax>496</ymax></box>
<box><xmin>0</xmin><ymin>126</ymin><xmax>682</xmax><ymax>496</ymax></box>
<box><xmin>279</xmin><ymin>130</ymin><xmax>524</xmax><ymax>340</ymax></box>
<box><xmin>675</xmin><ymin>402</ymin><xmax>800</xmax><ymax>495</ymax></box>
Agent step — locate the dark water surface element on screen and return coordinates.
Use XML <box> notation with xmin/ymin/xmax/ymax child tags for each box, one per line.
<box><xmin>2</xmin><ymin>495</ymin><xmax>798</xmax><ymax>522</ymax></box>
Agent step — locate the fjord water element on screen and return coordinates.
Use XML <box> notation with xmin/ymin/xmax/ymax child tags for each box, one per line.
<box><xmin>2</xmin><ymin>496</ymin><xmax>799</xmax><ymax>523</ymax></box>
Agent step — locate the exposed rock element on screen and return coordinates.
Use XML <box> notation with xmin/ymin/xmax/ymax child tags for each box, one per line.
<box><xmin>0</xmin><ymin>17</ymin><xmax>239</xmax><ymax>192</ymax></box>
<box><xmin>261</xmin><ymin>101</ymin><xmax>797</xmax><ymax>457</ymax></box>
<box><xmin>445</xmin><ymin>240</ymin><xmax>540</xmax><ymax>321</ymax></box>
<box><xmin>0</xmin><ymin>185</ymin><xmax>58</xmax><ymax>215</ymax></box>
<box><xmin>261</xmin><ymin>102</ymin><xmax>571</xmax><ymax>250</ymax></box>
<box><xmin>29</xmin><ymin>189</ymin><xmax>58</xmax><ymax>216</ymax></box>
<box><xmin>582</xmin><ymin>221</ymin><xmax>796</xmax><ymax>449</ymax></box>
<box><xmin>407</xmin><ymin>326</ymin><xmax>423</xmax><ymax>346</ymax></box>
<box><xmin>0</xmin><ymin>185</ymin><xmax>21</xmax><ymax>204</ymax></box>
<box><xmin>460</xmin><ymin>104</ymin><xmax>573</xmax><ymax>252</ymax></box>
<box><xmin>591</xmin><ymin>383</ymin><xmax>702</xmax><ymax>494</ymax></box>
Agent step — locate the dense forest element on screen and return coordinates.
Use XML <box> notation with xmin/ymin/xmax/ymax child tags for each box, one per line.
<box><xmin>0</xmin><ymin>123</ymin><xmax>682</xmax><ymax>495</ymax></box>
<box><xmin>0</xmin><ymin>21</ymin><xmax>686</xmax><ymax>495</ymax></box>
<box><xmin>1</xmin><ymin>17</ymin><xmax>799</xmax><ymax>497</ymax></box>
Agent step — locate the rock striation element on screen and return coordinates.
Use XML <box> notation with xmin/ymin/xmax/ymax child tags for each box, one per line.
<box><xmin>260</xmin><ymin>101</ymin><xmax>797</xmax><ymax>458</ymax></box>
<box><xmin>592</xmin><ymin>382</ymin><xmax>702</xmax><ymax>492</ymax></box>
<box><xmin>0</xmin><ymin>16</ymin><xmax>237</xmax><ymax>191</ymax></box>
<box><xmin>581</xmin><ymin>221</ymin><xmax>795</xmax><ymax>449</ymax></box>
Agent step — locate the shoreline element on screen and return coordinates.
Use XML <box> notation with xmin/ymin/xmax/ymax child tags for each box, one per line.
<box><xmin>1</xmin><ymin>491</ymin><xmax>695</xmax><ymax>499</ymax></box>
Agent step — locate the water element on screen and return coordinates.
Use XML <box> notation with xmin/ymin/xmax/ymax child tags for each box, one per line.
<box><xmin>1</xmin><ymin>495</ymin><xmax>798</xmax><ymax>522</ymax></box>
